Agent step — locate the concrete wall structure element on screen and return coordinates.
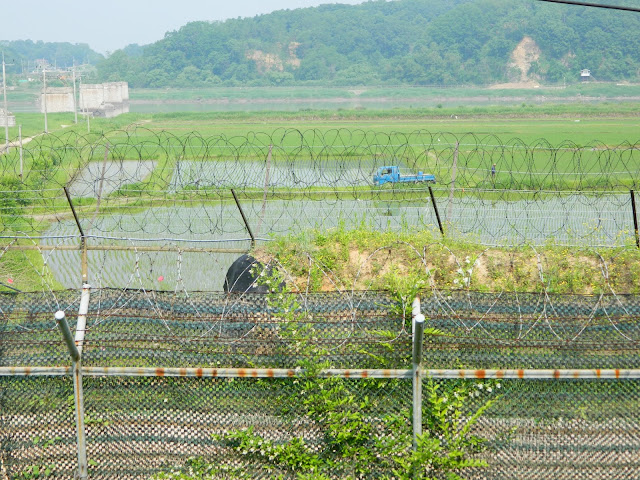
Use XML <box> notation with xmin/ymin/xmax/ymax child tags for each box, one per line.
<box><xmin>0</xmin><ymin>108</ymin><xmax>16</xmax><ymax>127</ymax></box>
<box><xmin>79</xmin><ymin>82</ymin><xmax>129</xmax><ymax>117</ymax></box>
<box><xmin>38</xmin><ymin>82</ymin><xmax>129</xmax><ymax>118</ymax></box>
<box><xmin>39</xmin><ymin>87</ymin><xmax>75</xmax><ymax>113</ymax></box>
<box><xmin>103</xmin><ymin>82</ymin><xmax>129</xmax><ymax>104</ymax></box>
<box><xmin>80</xmin><ymin>84</ymin><xmax>104</xmax><ymax>110</ymax></box>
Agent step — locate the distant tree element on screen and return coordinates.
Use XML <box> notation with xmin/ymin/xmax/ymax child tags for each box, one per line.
<box><xmin>96</xmin><ymin>50</ymin><xmax>140</xmax><ymax>83</ymax></box>
<box><xmin>334</xmin><ymin>63</ymin><xmax>381</xmax><ymax>85</ymax></box>
<box><xmin>87</xmin><ymin>0</ymin><xmax>640</xmax><ymax>87</ymax></box>
<box><xmin>3</xmin><ymin>39</ymin><xmax>103</xmax><ymax>70</ymax></box>
<box><xmin>266</xmin><ymin>71</ymin><xmax>295</xmax><ymax>85</ymax></box>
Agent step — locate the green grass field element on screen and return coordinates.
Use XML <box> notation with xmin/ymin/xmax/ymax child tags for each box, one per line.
<box><xmin>4</xmin><ymin>83</ymin><xmax>640</xmax><ymax>145</ymax></box>
<box><xmin>2</xmin><ymin>90</ymin><xmax>639</xmax><ymax>228</ymax></box>
<box><xmin>2</xmin><ymin>101</ymin><xmax>639</xmax><ymax>200</ymax></box>
<box><xmin>138</xmin><ymin>114</ymin><xmax>640</xmax><ymax>146</ymax></box>
<box><xmin>9</xmin><ymin>109</ymin><xmax>639</xmax><ymax>147</ymax></box>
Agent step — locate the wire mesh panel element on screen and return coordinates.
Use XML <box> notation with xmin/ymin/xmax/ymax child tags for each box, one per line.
<box><xmin>0</xmin><ymin>376</ymin><xmax>76</xmax><ymax>479</ymax></box>
<box><xmin>2</xmin><ymin>289</ymin><xmax>640</xmax><ymax>479</ymax></box>
<box><xmin>422</xmin><ymin>291</ymin><xmax>640</xmax><ymax>369</ymax></box>
<box><xmin>473</xmin><ymin>378</ymin><xmax>640</xmax><ymax>480</ymax></box>
<box><xmin>0</xmin><ymin>290</ymin><xmax>83</xmax><ymax>367</ymax></box>
<box><xmin>77</xmin><ymin>376</ymin><xmax>414</xmax><ymax>480</ymax></box>
<box><xmin>2</xmin><ymin>375</ymin><xmax>639</xmax><ymax>479</ymax></box>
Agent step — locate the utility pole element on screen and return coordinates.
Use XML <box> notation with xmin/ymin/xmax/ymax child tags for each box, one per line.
<box><xmin>72</xmin><ymin>64</ymin><xmax>78</xmax><ymax>124</ymax></box>
<box><xmin>79</xmin><ymin>73</ymin><xmax>90</xmax><ymax>133</ymax></box>
<box><xmin>43</xmin><ymin>66</ymin><xmax>48</xmax><ymax>133</ymax></box>
<box><xmin>2</xmin><ymin>52</ymin><xmax>12</xmax><ymax>153</ymax></box>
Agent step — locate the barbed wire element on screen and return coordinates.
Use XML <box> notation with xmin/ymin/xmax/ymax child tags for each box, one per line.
<box><xmin>2</xmin><ymin>128</ymin><xmax>640</xmax><ymax>480</ymax></box>
<box><xmin>1</xmin><ymin>128</ymin><xmax>639</xmax><ymax>248</ymax></box>
<box><xmin>1</xmin><ymin>128</ymin><xmax>639</xmax><ymax>191</ymax></box>
<box><xmin>1</xmin><ymin>187</ymin><xmax>636</xmax><ymax>248</ymax></box>
<box><xmin>1</xmin><ymin>240</ymin><xmax>639</xmax><ymax>370</ymax></box>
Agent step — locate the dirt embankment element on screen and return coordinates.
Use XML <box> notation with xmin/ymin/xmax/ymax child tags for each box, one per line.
<box><xmin>258</xmin><ymin>233</ymin><xmax>640</xmax><ymax>296</ymax></box>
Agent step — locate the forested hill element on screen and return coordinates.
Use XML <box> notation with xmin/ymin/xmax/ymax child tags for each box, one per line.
<box><xmin>0</xmin><ymin>40</ymin><xmax>103</xmax><ymax>70</ymax></box>
<box><xmin>88</xmin><ymin>0</ymin><xmax>640</xmax><ymax>87</ymax></box>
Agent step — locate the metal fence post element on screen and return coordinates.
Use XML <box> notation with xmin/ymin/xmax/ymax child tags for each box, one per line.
<box><xmin>428</xmin><ymin>186</ymin><xmax>444</xmax><ymax>237</ymax></box>
<box><xmin>412</xmin><ymin>297</ymin><xmax>425</xmax><ymax>450</ymax></box>
<box><xmin>63</xmin><ymin>186</ymin><xmax>89</xmax><ymax>283</ymax></box>
<box><xmin>446</xmin><ymin>141</ymin><xmax>459</xmax><ymax>222</ymax></box>
<box><xmin>55</xmin><ymin>299</ymin><xmax>89</xmax><ymax>479</ymax></box>
<box><xmin>631</xmin><ymin>190</ymin><xmax>639</xmax><ymax>249</ymax></box>
<box><xmin>55</xmin><ymin>311</ymin><xmax>79</xmax><ymax>362</ymax></box>
<box><xmin>76</xmin><ymin>284</ymin><xmax>91</xmax><ymax>356</ymax></box>
<box><xmin>231</xmin><ymin>188</ymin><xmax>256</xmax><ymax>249</ymax></box>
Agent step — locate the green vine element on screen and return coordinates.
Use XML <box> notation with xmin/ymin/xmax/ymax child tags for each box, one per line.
<box><xmin>152</xmin><ymin>269</ymin><xmax>500</xmax><ymax>480</ymax></box>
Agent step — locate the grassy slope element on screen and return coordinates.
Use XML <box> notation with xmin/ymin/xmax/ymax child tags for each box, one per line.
<box><xmin>259</xmin><ymin>227</ymin><xmax>640</xmax><ymax>296</ymax></box>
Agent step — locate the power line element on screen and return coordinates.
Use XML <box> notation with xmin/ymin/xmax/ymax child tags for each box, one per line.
<box><xmin>535</xmin><ymin>0</ymin><xmax>640</xmax><ymax>13</ymax></box>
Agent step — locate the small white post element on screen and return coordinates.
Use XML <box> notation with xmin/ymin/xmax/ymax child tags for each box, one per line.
<box><xmin>75</xmin><ymin>284</ymin><xmax>91</xmax><ymax>355</ymax></box>
<box><xmin>18</xmin><ymin>124</ymin><xmax>23</xmax><ymax>180</ymax></box>
<box><xmin>412</xmin><ymin>297</ymin><xmax>425</xmax><ymax>450</ymax></box>
<box><xmin>72</xmin><ymin>65</ymin><xmax>78</xmax><ymax>124</ymax></box>
<box><xmin>2</xmin><ymin>53</ymin><xmax>9</xmax><ymax>153</ymax></box>
<box><xmin>43</xmin><ymin>67</ymin><xmax>48</xmax><ymax>134</ymax></box>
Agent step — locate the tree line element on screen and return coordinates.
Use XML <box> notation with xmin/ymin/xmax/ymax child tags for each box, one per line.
<box><xmin>0</xmin><ymin>40</ymin><xmax>102</xmax><ymax>73</ymax></box>
<box><xmin>4</xmin><ymin>0</ymin><xmax>640</xmax><ymax>87</ymax></box>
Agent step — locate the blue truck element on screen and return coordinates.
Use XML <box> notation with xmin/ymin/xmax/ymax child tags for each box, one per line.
<box><xmin>373</xmin><ymin>166</ymin><xmax>436</xmax><ymax>186</ymax></box>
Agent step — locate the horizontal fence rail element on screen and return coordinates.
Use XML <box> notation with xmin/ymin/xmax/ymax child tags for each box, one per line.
<box><xmin>3</xmin><ymin>366</ymin><xmax>640</xmax><ymax>380</ymax></box>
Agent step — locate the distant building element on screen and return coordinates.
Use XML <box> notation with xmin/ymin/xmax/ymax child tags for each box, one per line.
<box><xmin>580</xmin><ymin>69</ymin><xmax>591</xmax><ymax>82</ymax></box>
<box><xmin>0</xmin><ymin>108</ymin><xmax>16</xmax><ymax>127</ymax></box>
<box><xmin>80</xmin><ymin>82</ymin><xmax>129</xmax><ymax>117</ymax></box>
<box><xmin>40</xmin><ymin>87</ymin><xmax>75</xmax><ymax>113</ymax></box>
<box><xmin>39</xmin><ymin>81</ymin><xmax>129</xmax><ymax>117</ymax></box>
<box><xmin>34</xmin><ymin>59</ymin><xmax>51</xmax><ymax>71</ymax></box>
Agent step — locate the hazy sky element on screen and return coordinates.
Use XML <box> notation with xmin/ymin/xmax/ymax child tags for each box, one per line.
<box><xmin>1</xmin><ymin>0</ymin><xmax>367</xmax><ymax>55</ymax></box>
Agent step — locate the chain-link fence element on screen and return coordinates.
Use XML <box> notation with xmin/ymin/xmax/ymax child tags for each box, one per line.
<box><xmin>2</xmin><ymin>289</ymin><xmax>639</xmax><ymax>479</ymax></box>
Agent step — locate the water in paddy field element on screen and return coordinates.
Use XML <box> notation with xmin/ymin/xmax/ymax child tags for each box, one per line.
<box><xmin>126</xmin><ymin>95</ymin><xmax>628</xmax><ymax>114</ymax></box>
<box><xmin>68</xmin><ymin>160</ymin><xmax>157</xmax><ymax>197</ymax></box>
<box><xmin>40</xmin><ymin>198</ymin><xmax>439</xmax><ymax>291</ymax></box>
<box><xmin>168</xmin><ymin>158</ymin><xmax>410</xmax><ymax>191</ymax></box>
<box><xmin>40</xmin><ymin>192</ymin><xmax>634</xmax><ymax>291</ymax></box>
<box><xmin>41</xmin><ymin>150</ymin><xmax>637</xmax><ymax>290</ymax></box>
<box><xmin>65</xmin><ymin>158</ymin><xmax>413</xmax><ymax>195</ymax></box>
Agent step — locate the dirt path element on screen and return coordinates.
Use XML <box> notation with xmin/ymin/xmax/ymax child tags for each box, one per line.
<box><xmin>1</xmin><ymin>132</ymin><xmax>41</xmax><ymax>153</ymax></box>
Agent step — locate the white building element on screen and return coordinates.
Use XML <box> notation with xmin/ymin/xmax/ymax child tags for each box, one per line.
<box><xmin>80</xmin><ymin>82</ymin><xmax>129</xmax><ymax>117</ymax></box>
<box><xmin>39</xmin><ymin>81</ymin><xmax>129</xmax><ymax>117</ymax></box>
<box><xmin>0</xmin><ymin>108</ymin><xmax>16</xmax><ymax>127</ymax></box>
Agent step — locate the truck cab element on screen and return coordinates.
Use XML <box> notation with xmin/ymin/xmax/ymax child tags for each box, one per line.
<box><xmin>373</xmin><ymin>166</ymin><xmax>400</xmax><ymax>185</ymax></box>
